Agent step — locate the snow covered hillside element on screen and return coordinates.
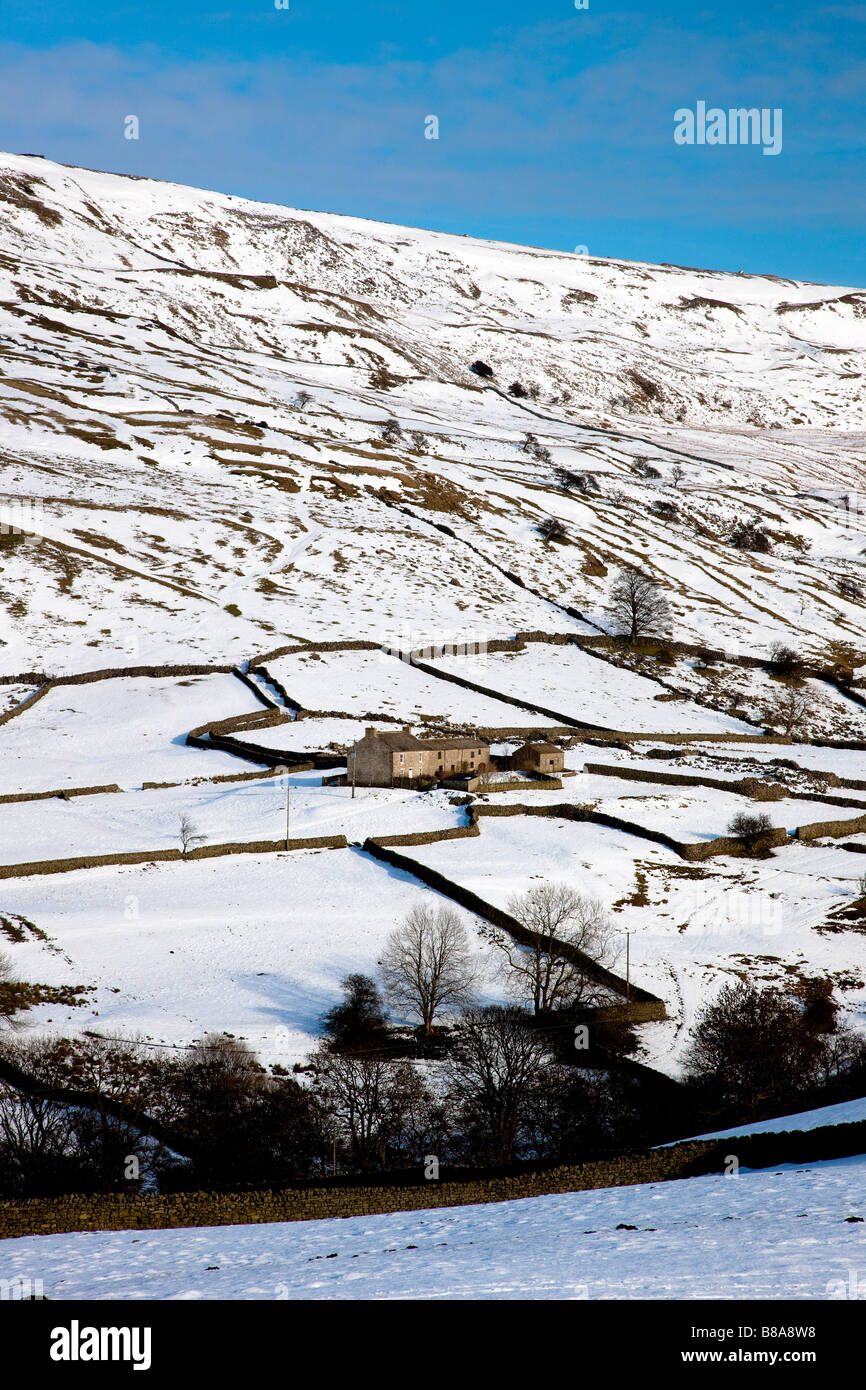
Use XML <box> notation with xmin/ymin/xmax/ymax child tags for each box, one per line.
<box><xmin>2</xmin><ymin>153</ymin><xmax>866</xmax><ymax>1076</ymax></box>
<box><xmin>1</xmin><ymin>152</ymin><xmax>865</xmax><ymax>673</ymax></box>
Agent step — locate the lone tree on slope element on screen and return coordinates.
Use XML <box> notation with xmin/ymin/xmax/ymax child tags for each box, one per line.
<box><xmin>481</xmin><ymin>883</ymin><xmax>617</xmax><ymax>1015</ymax></box>
<box><xmin>727</xmin><ymin>811</ymin><xmax>775</xmax><ymax>854</ymax></box>
<box><xmin>379</xmin><ymin>905</ymin><xmax>477</xmax><ymax>1036</ymax></box>
<box><xmin>768</xmin><ymin>684</ymin><xmax>814</xmax><ymax>738</ymax></box>
<box><xmin>607</xmin><ymin>566</ymin><xmax>671</xmax><ymax>643</ymax></box>
<box><xmin>0</xmin><ymin>952</ymin><xmax>23</xmax><ymax>1031</ymax></box>
<box><xmin>178</xmin><ymin>813</ymin><xmax>206</xmax><ymax>856</ymax></box>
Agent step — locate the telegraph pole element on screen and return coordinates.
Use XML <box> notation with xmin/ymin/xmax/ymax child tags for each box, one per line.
<box><xmin>285</xmin><ymin>774</ymin><xmax>290</xmax><ymax>850</ymax></box>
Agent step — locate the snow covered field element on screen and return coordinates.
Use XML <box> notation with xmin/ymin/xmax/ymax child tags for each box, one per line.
<box><xmin>0</xmin><ymin>846</ymin><xmax>501</xmax><ymax>1062</ymax></box>
<box><xmin>2</xmin><ymin>1155</ymin><xmax>864</xmax><ymax>1299</ymax></box>
<box><xmin>429</xmin><ymin>644</ymin><xmax>757</xmax><ymax>734</ymax></box>
<box><xmin>402</xmin><ymin>817</ymin><xmax>866</xmax><ymax>1073</ymax></box>
<box><xmin>263</xmin><ymin>648</ymin><xmax>552</xmax><ymax>726</ymax></box>
<box><xmin>1</xmin><ymin>154</ymin><xmax>866</xmax><ymax>1287</ymax></box>
<box><xmin>0</xmin><ymin>675</ymin><xmax>263</xmax><ymax>794</ymax></box>
<box><xmin>0</xmin><ymin>773</ymin><xmax>463</xmax><ymax>866</ymax></box>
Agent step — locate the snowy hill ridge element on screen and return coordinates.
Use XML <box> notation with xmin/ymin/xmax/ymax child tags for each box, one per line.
<box><xmin>3</xmin><ymin>151</ymin><xmax>866</xmax><ymax>432</ymax></box>
<box><xmin>1</xmin><ymin>151</ymin><xmax>866</xmax><ymax>675</ymax></box>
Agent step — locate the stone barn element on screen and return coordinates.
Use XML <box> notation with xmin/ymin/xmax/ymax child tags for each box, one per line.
<box><xmin>509</xmin><ymin>740</ymin><xmax>564</xmax><ymax>775</ymax></box>
<box><xmin>348</xmin><ymin>727</ymin><xmax>491</xmax><ymax>786</ymax></box>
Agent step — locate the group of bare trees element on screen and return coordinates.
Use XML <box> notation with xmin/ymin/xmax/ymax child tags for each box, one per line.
<box><xmin>311</xmin><ymin>999</ymin><xmax>642</xmax><ymax>1172</ymax></box>
<box><xmin>302</xmin><ymin>885</ymin><xmax>624</xmax><ymax>1171</ymax></box>
<box><xmin>4</xmin><ymin>964</ymin><xmax>864</xmax><ymax>1191</ymax></box>
<box><xmin>371</xmin><ymin>885</ymin><xmax>617</xmax><ymax>1037</ymax></box>
<box><xmin>0</xmin><ymin>1032</ymin><xmax>326</xmax><ymax>1198</ymax></box>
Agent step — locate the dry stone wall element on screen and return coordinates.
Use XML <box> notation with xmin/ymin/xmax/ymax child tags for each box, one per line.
<box><xmin>3</xmin><ymin>1120</ymin><xmax>864</xmax><ymax>1240</ymax></box>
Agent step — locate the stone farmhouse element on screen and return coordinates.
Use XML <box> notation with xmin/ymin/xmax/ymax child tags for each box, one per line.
<box><xmin>347</xmin><ymin>730</ymin><xmax>566</xmax><ymax>788</ymax></box>
<box><xmin>348</xmin><ymin>726</ymin><xmax>491</xmax><ymax>786</ymax></box>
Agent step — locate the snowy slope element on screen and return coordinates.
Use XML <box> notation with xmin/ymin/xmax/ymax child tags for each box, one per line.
<box><xmin>2</xmin><ymin>1155</ymin><xmax>865</xmax><ymax>1300</ymax></box>
<box><xmin>1</xmin><ymin>152</ymin><xmax>865</xmax><ymax>676</ymax></box>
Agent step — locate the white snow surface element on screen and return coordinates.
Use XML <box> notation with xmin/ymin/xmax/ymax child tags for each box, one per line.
<box><xmin>2</xmin><ymin>1155</ymin><xmax>865</xmax><ymax>1299</ymax></box>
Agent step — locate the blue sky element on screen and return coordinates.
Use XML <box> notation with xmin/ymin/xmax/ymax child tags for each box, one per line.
<box><xmin>0</xmin><ymin>1</ymin><xmax>864</xmax><ymax>284</ymax></box>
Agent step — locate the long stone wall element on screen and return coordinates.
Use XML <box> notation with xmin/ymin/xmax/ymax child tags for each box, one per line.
<box><xmin>408</xmin><ymin>651</ymin><xmax>595</xmax><ymax>730</ymax></box>
<box><xmin>0</xmin><ymin>663</ymin><xmax>241</xmax><ymax>731</ymax></box>
<box><xmin>3</xmin><ymin>1119</ymin><xmax>865</xmax><ymax>1240</ymax></box>
<box><xmin>367</xmin><ymin>824</ymin><xmax>481</xmax><ymax>847</ymax></box>
<box><xmin>0</xmin><ymin>835</ymin><xmax>348</xmax><ymax>882</ymax></box>
<box><xmin>0</xmin><ymin>783</ymin><xmax>123</xmax><ymax>805</ymax></box>
<box><xmin>471</xmin><ymin>800</ymin><xmax>789</xmax><ymax>862</ymax></box>
<box><xmin>795</xmin><ymin>812</ymin><xmax>866</xmax><ymax>841</ymax></box>
<box><xmin>584</xmin><ymin>761</ymin><xmax>866</xmax><ymax>811</ymax></box>
<box><xmin>584</xmin><ymin>761</ymin><xmax>789</xmax><ymax>801</ymax></box>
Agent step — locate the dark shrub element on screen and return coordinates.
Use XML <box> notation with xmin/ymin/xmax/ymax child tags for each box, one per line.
<box><xmin>728</xmin><ymin>810</ymin><xmax>774</xmax><ymax>851</ymax></box>
<box><xmin>631</xmin><ymin>457</ymin><xmax>661</xmax><ymax>480</ymax></box>
<box><xmin>322</xmin><ymin>973</ymin><xmax>390</xmax><ymax>1054</ymax></box>
<box><xmin>536</xmin><ymin>517</ymin><xmax>568</xmax><ymax>543</ymax></box>
<box><xmin>767</xmin><ymin>641</ymin><xmax>803</xmax><ymax>677</ymax></box>
<box><xmin>839</xmin><ymin>575</ymin><xmax>862</xmax><ymax>601</ymax></box>
<box><xmin>650</xmin><ymin>499</ymin><xmax>679</xmax><ymax>521</ymax></box>
<box><xmin>684</xmin><ymin>982</ymin><xmax>820</xmax><ymax>1122</ymax></box>
<box><xmin>554</xmin><ymin>467</ymin><xmax>599</xmax><ymax>494</ymax></box>
<box><xmin>730</xmin><ymin>521</ymin><xmax>772</xmax><ymax>553</ymax></box>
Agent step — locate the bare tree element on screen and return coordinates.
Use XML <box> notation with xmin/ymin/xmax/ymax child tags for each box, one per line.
<box><xmin>312</xmin><ymin>1052</ymin><xmax>435</xmax><ymax>1172</ymax></box>
<box><xmin>0</xmin><ymin>952</ymin><xmax>23</xmax><ymax>1030</ymax></box>
<box><xmin>379</xmin><ymin>905</ymin><xmax>477</xmax><ymax>1036</ymax></box>
<box><xmin>294</xmin><ymin>389</ymin><xmax>312</xmax><ymax>410</ymax></box>
<box><xmin>178</xmin><ymin>813</ymin><xmax>206</xmax><ymax>856</ymax></box>
<box><xmin>768</xmin><ymin>684</ymin><xmax>814</xmax><ymax>737</ymax></box>
<box><xmin>669</xmin><ymin>462</ymin><xmax>685</xmax><ymax>488</ymax></box>
<box><xmin>727</xmin><ymin>811</ymin><xmax>775</xmax><ymax>853</ymax></box>
<box><xmin>444</xmin><ymin>1005</ymin><xmax>556</xmax><ymax>1164</ymax></box>
<box><xmin>381</xmin><ymin>417</ymin><xmax>402</xmax><ymax>445</ymax></box>
<box><xmin>607</xmin><ymin>566</ymin><xmax>671</xmax><ymax>643</ymax></box>
<box><xmin>482</xmin><ymin>883</ymin><xmax>617</xmax><ymax>1014</ymax></box>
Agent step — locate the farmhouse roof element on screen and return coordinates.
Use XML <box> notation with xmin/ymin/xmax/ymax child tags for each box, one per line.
<box><xmin>367</xmin><ymin>728</ymin><xmax>424</xmax><ymax>751</ymax></box>
<box><xmin>362</xmin><ymin>728</ymin><xmax>489</xmax><ymax>752</ymax></box>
